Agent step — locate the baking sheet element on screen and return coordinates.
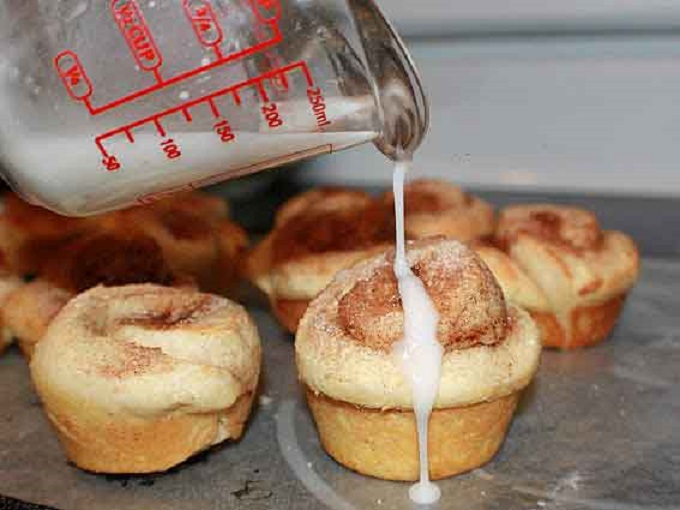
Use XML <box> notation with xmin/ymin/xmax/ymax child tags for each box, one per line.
<box><xmin>0</xmin><ymin>259</ymin><xmax>678</xmax><ymax>510</ymax></box>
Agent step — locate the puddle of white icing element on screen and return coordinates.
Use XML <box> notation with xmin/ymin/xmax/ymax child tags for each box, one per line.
<box><xmin>391</xmin><ymin>159</ymin><xmax>443</xmax><ymax>505</ymax></box>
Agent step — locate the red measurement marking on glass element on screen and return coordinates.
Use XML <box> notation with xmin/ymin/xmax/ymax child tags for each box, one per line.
<box><xmin>110</xmin><ymin>0</ymin><xmax>163</xmax><ymax>83</ymax></box>
<box><xmin>253</xmin><ymin>18</ymin><xmax>287</xmax><ymax>92</ymax></box>
<box><xmin>56</xmin><ymin>0</ymin><xmax>284</xmax><ymax>116</ymax></box>
<box><xmin>261</xmin><ymin>103</ymin><xmax>283</xmax><ymax>128</ymax></box>
<box><xmin>213</xmin><ymin>119</ymin><xmax>236</xmax><ymax>143</ymax></box>
<box><xmin>160</xmin><ymin>138</ymin><xmax>182</xmax><ymax>159</ymax></box>
<box><xmin>94</xmin><ymin>61</ymin><xmax>313</xmax><ymax>171</ymax></box>
<box><xmin>54</xmin><ymin>51</ymin><xmax>93</xmax><ymax>101</ymax></box>
<box><xmin>183</xmin><ymin>0</ymin><xmax>224</xmax><ymax>60</ymax></box>
<box><xmin>153</xmin><ymin>118</ymin><xmax>167</xmax><ymax>137</ymax></box>
<box><xmin>248</xmin><ymin>0</ymin><xmax>282</xmax><ymax>24</ymax></box>
<box><xmin>307</xmin><ymin>87</ymin><xmax>332</xmax><ymax>130</ymax></box>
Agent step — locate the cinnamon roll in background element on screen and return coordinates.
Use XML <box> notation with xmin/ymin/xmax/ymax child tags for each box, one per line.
<box><xmin>97</xmin><ymin>192</ymin><xmax>247</xmax><ymax>294</ymax></box>
<box><xmin>2</xmin><ymin>281</ymin><xmax>72</xmax><ymax>359</ymax></box>
<box><xmin>0</xmin><ymin>259</ymin><xmax>23</xmax><ymax>355</ymax></box>
<box><xmin>380</xmin><ymin>178</ymin><xmax>495</xmax><ymax>241</ymax></box>
<box><xmin>247</xmin><ymin>180</ymin><xmax>494</xmax><ymax>333</ymax></box>
<box><xmin>296</xmin><ymin>239</ymin><xmax>541</xmax><ymax>481</ymax></box>
<box><xmin>2</xmin><ymin>232</ymin><xmax>195</xmax><ymax>359</ymax></box>
<box><xmin>492</xmin><ymin>204</ymin><xmax>639</xmax><ymax>349</ymax></box>
<box><xmin>246</xmin><ymin>188</ymin><xmax>394</xmax><ymax>332</ymax></box>
<box><xmin>0</xmin><ymin>193</ymin><xmax>92</xmax><ymax>275</ymax></box>
<box><xmin>0</xmin><ymin>191</ymin><xmax>248</xmax><ymax>357</ymax></box>
<box><xmin>0</xmin><ymin>191</ymin><xmax>248</xmax><ymax>295</ymax></box>
<box><xmin>30</xmin><ymin>284</ymin><xmax>262</xmax><ymax>474</ymax></box>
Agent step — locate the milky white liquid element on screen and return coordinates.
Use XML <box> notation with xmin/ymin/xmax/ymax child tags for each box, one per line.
<box><xmin>2</xmin><ymin>130</ymin><xmax>376</xmax><ymax>216</ymax></box>
<box><xmin>392</xmin><ymin>159</ymin><xmax>443</xmax><ymax>505</ymax></box>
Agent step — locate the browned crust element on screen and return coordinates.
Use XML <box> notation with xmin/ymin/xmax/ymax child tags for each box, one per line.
<box><xmin>528</xmin><ymin>310</ymin><xmax>565</xmax><ymax>348</ymax></box>
<box><xmin>306</xmin><ymin>388</ymin><xmax>519</xmax><ymax>481</ymax></box>
<box><xmin>42</xmin><ymin>391</ymin><xmax>255</xmax><ymax>474</ymax></box>
<box><xmin>531</xmin><ymin>295</ymin><xmax>626</xmax><ymax>349</ymax></box>
<box><xmin>271</xmin><ymin>297</ymin><xmax>310</xmax><ymax>334</ymax></box>
<box><xmin>567</xmin><ymin>294</ymin><xmax>626</xmax><ymax>349</ymax></box>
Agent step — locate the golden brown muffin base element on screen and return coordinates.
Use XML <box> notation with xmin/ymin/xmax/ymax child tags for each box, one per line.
<box><xmin>531</xmin><ymin>294</ymin><xmax>626</xmax><ymax>350</ymax></box>
<box><xmin>42</xmin><ymin>390</ymin><xmax>255</xmax><ymax>474</ymax></box>
<box><xmin>306</xmin><ymin>388</ymin><xmax>519</xmax><ymax>481</ymax></box>
<box><xmin>272</xmin><ymin>297</ymin><xmax>310</xmax><ymax>334</ymax></box>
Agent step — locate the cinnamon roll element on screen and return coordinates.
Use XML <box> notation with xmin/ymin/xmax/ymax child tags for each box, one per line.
<box><xmin>30</xmin><ymin>284</ymin><xmax>261</xmax><ymax>474</ymax></box>
<box><xmin>494</xmin><ymin>204</ymin><xmax>639</xmax><ymax>349</ymax></box>
<box><xmin>246</xmin><ymin>188</ymin><xmax>394</xmax><ymax>332</ymax></box>
<box><xmin>2</xmin><ymin>232</ymin><xmax>195</xmax><ymax>360</ymax></box>
<box><xmin>0</xmin><ymin>193</ymin><xmax>91</xmax><ymax>274</ymax></box>
<box><xmin>0</xmin><ymin>191</ymin><xmax>247</xmax><ymax>295</ymax></box>
<box><xmin>98</xmin><ymin>193</ymin><xmax>247</xmax><ymax>294</ymax></box>
<box><xmin>2</xmin><ymin>281</ymin><xmax>72</xmax><ymax>359</ymax></box>
<box><xmin>296</xmin><ymin>239</ymin><xmax>541</xmax><ymax>480</ymax></box>
<box><xmin>473</xmin><ymin>244</ymin><xmax>558</xmax><ymax>346</ymax></box>
<box><xmin>381</xmin><ymin>179</ymin><xmax>495</xmax><ymax>241</ymax></box>
<box><xmin>248</xmin><ymin>182</ymin><xmax>496</xmax><ymax>333</ymax></box>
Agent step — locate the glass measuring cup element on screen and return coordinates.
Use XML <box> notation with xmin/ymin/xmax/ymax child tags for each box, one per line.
<box><xmin>0</xmin><ymin>0</ymin><xmax>428</xmax><ymax>216</ymax></box>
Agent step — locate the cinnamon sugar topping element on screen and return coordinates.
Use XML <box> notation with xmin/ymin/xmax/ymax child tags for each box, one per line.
<box><xmin>272</xmin><ymin>201</ymin><xmax>394</xmax><ymax>264</ymax></box>
<box><xmin>497</xmin><ymin>205</ymin><xmax>604</xmax><ymax>251</ymax></box>
<box><xmin>338</xmin><ymin>239</ymin><xmax>508</xmax><ymax>352</ymax></box>
<box><xmin>97</xmin><ymin>342</ymin><xmax>167</xmax><ymax>378</ymax></box>
<box><xmin>118</xmin><ymin>294</ymin><xmax>217</xmax><ymax>329</ymax></box>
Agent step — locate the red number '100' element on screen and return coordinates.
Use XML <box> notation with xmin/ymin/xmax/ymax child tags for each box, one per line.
<box><xmin>160</xmin><ymin>138</ymin><xmax>181</xmax><ymax>159</ymax></box>
<box><xmin>261</xmin><ymin>103</ymin><xmax>283</xmax><ymax>128</ymax></box>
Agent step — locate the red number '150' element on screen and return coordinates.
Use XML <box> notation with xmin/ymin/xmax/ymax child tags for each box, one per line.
<box><xmin>160</xmin><ymin>138</ymin><xmax>181</xmax><ymax>159</ymax></box>
<box><xmin>214</xmin><ymin>119</ymin><xmax>236</xmax><ymax>143</ymax></box>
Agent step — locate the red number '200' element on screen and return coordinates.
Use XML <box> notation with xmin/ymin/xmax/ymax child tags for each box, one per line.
<box><xmin>261</xmin><ymin>103</ymin><xmax>283</xmax><ymax>128</ymax></box>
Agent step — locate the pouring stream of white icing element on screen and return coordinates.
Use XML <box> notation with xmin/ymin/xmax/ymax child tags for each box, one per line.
<box><xmin>392</xmin><ymin>158</ymin><xmax>443</xmax><ymax>505</ymax></box>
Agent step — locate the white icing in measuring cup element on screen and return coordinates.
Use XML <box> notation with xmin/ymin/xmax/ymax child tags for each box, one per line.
<box><xmin>391</xmin><ymin>159</ymin><xmax>443</xmax><ymax>505</ymax></box>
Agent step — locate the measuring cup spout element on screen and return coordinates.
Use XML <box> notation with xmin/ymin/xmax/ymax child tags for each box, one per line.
<box><xmin>347</xmin><ymin>0</ymin><xmax>429</xmax><ymax>159</ymax></box>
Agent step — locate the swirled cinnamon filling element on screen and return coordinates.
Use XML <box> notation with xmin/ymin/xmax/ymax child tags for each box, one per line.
<box><xmin>338</xmin><ymin>243</ymin><xmax>510</xmax><ymax>353</ymax></box>
<box><xmin>272</xmin><ymin>201</ymin><xmax>394</xmax><ymax>264</ymax></box>
<box><xmin>497</xmin><ymin>206</ymin><xmax>604</xmax><ymax>252</ymax></box>
<box><xmin>115</xmin><ymin>293</ymin><xmax>218</xmax><ymax>330</ymax></box>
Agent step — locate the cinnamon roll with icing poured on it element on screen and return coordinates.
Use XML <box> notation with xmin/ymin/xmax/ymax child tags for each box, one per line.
<box><xmin>493</xmin><ymin>204</ymin><xmax>639</xmax><ymax>349</ymax></box>
<box><xmin>296</xmin><ymin>238</ymin><xmax>541</xmax><ymax>481</ymax></box>
<box><xmin>30</xmin><ymin>284</ymin><xmax>261</xmax><ymax>474</ymax></box>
